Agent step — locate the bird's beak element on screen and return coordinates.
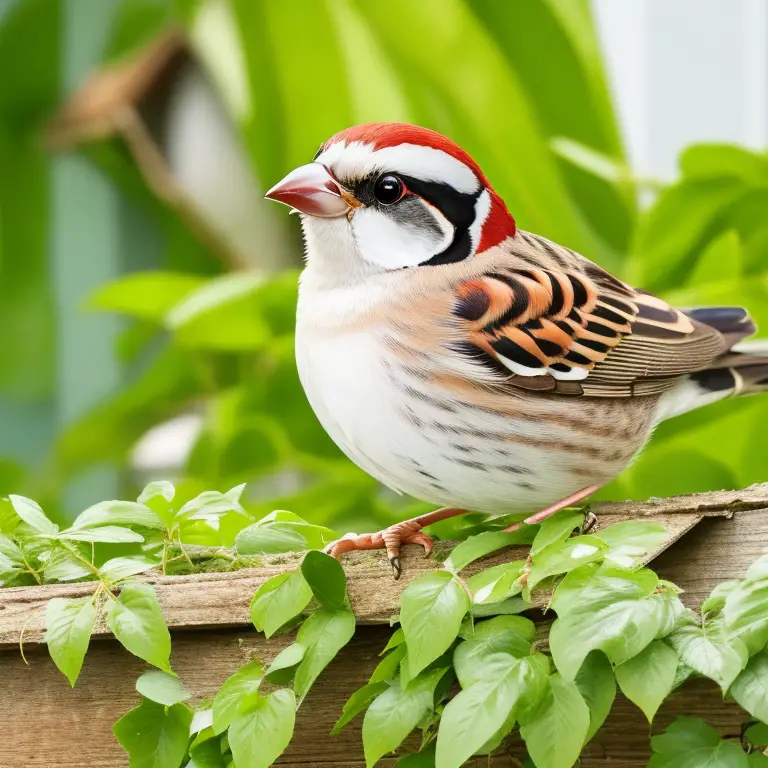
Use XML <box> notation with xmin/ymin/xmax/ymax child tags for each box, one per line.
<box><xmin>265</xmin><ymin>163</ymin><xmax>351</xmax><ymax>218</ymax></box>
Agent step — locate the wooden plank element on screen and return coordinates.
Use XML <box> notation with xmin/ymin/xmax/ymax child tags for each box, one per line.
<box><xmin>0</xmin><ymin>624</ymin><xmax>747</xmax><ymax>768</ymax></box>
<box><xmin>2</xmin><ymin>484</ymin><xmax>768</xmax><ymax>648</ymax></box>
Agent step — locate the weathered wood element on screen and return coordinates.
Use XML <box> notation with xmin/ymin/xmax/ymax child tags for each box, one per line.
<box><xmin>3</xmin><ymin>485</ymin><xmax>768</xmax><ymax>766</ymax></box>
<box><xmin>4</xmin><ymin>484</ymin><xmax>768</xmax><ymax>649</ymax></box>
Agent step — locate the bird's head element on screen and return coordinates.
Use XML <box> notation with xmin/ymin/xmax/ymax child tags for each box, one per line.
<box><xmin>265</xmin><ymin>123</ymin><xmax>516</xmax><ymax>277</ymax></box>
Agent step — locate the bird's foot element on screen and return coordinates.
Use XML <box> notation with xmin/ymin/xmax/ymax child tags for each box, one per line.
<box><xmin>324</xmin><ymin>520</ymin><xmax>434</xmax><ymax>580</ymax></box>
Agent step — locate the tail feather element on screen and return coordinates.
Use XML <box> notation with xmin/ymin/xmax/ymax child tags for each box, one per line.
<box><xmin>658</xmin><ymin>305</ymin><xmax>768</xmax><ymax>419</ymax></box>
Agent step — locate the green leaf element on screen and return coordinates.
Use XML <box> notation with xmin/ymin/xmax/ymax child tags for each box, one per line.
<box><xmin>519</xmin><ymin>673</ymin><xmax>590</xmax><ymax>768</ymax></box>
<box><xmin>45</xmin><ymin>596</ymin><xmax>97</xmax><ymax>686</ymax></box>
<box><xmin>369</xmin><ymin>644</ymin><xmax>407</xmax><ymax>684</ymax></box>
<box><xmin>99</xmin><ymin>556</ymin><xmax>158</xmax><ymax>583</ymax></box>
<box><xmin>301</xmin><ymin>550</ymin><xmax>347</xmax><ymax>610</ymax></box>
<box><xmin>136</xmin><ymin>670</ymin><xmax>191</xmax><ymax>706</ymax></box>
<box><xmin>687</xmin><ymin>229</ymin><xmax>743</xmax><ymax>286</ymax></box>
<box><xmin>106</xmin><ymin>582</ymin><xmax>171</xmax><ymax>671</ymax></box>
<box><xmin>332</xmin><ymin>681</ymin><xmax>389</xmax><ymax>735</ymax></box>
<box><xmin>550</xmin><ymin>566</ymin><xmax>662</xmax><ymax>679</ymax></box>
<box><xmin>730</xmin><ymin>649</ymin><xmax>768</xmax><ymax>723</ymax></box>
<box><xmin>725</xmin><ymin>567</ymin><xmax>768</xmax><ymax>655</ymax></box>
<box><xmin>746</xmin><ymin>722</ymin><xmax>768</xmax><ymax>748</ymax></box>
<box><xmin>649</xmin><ymin>716</ymin><xmax>749</xmax><ymax>768</ymax></box>
<box><xmin>444</xmin><ymin>531</ymin><xmax>523</xmax><ymax>572</ymax></box>
<box><xmin>594</xmin><ymin>521</ymin><xmax>668</xmax><ymax>568</ymax></box>
<box><xmin>380</xmin><ymin>627</ymin><xmax>405</xmax><ymax>655</ymax></box>
<box><xmin>0</xmin><ymin>532</ymin><xmax>24</xmax><ymax>576</ymax></box>
<box><xmin>114</xmin><ymin>699</ymin><xmax>193</xmax><ymax>768</ymax></box>
<box><xmin>294</xmin><ymin>607</ymin><xmax>356</xmax><ymax>702</ymax></box>
<box><xmin>528</xmin><ymin>535</ymin><xmax>607</xmax><ymax>590</ymax></box>
<box><xmin>58</xmin><ymin>525</ymin><xmax>145</xmax><ymax>544</ymax></box>
<box><xmin>397</xmin><ymin>746</ymin><xmax>437</xmax><ymax>767</ymax></box>
<box><xmin>436</xmin><ymin>654</ymin><xmax>549</xmax><ymax>768</ymax></box>
<box><xmin>467</xmin><ymin>560</ymin><xmax>525</xmax><ymax>605</ymax></box>
<box><xmin>9</xmin><ymin>494</ymin><xmax>57</xmax><ymax>534</ymax></box>
<box><xmin>178</xmin><ymin>489</ymin><xmax>247</xmax><ymax>522</ymax></box>
<box><xmin>615</xmin><ymin>640</ymin><xmax>677</xmax><ymax>723</ymax></box>
<box><xmin>453</xmin><ymin>615</ymin><xmax>535</xmax><ymax>688</ymax></box>
<box><xmin>250</xmin><ymin>571</ymin><xmax>313</xmax><ymax>638</ymax></box>
<box><xmin>679</xmin><ymin>143</ymin><xmax>768</xmax><ymax>185</ymax></box>
<box><xmin>235</xmin><ymin>523</ymin><xmax>307</xmax><ymax>554</ymax></box>
<box><xmin>751</xmin><ymin>754</ymin><xmax>768</xmax><ymax>768</ymax></box>
<box><xmin>88</xmin><ymin>271</ymin><xmax>207</xmax><ymax>321</ymax></box>
<box><xmin>669</xmin><ymin>620</ymin><xmax>748</xmax><ymax>692</ymax></box>
<box><xmin>43</xmin><ymin>552</ymin><xmax>94</xmax><ymax>583</ymax></box>
<box><xmin>72</xmin><ymin>500</ymin><xmax>164</xmax><ymax>530</ymax></box>
<box><xmin>574</xmin><ymin>652</ymin><xmax>615</xmax><ymax>743</ymax></box>
<box><xmin>138</xmin><ymin>480</ymin><xmax>176</xmax><ymax>506</ymax></box>
<box><xmin>401</xmin><ymin>572</ymin><xmax>470</xmax><ymax>678</ymax></box>
<box><xmin>531</xmin><ymin>508</ymin><xmax>584</xmax><ymax>556</ymax></box>
<box><xmin>702</xmin><ymin>580</ymin><xmax>740</xmax><ymax>615</ymax></box>
<box><xmin>212</xmin><ymin>660</ymin><xmax>263</xmax><ymax>735</ymax></box>
<box><xmin>265</xmin><ymin>643</ymin><xmax>305</xmax><ymax>685</ymax></box>
<box><xmin>363</xmin><ymin>668</ymin><xmax>447</xmax><ymax>767</ymax></box>
<box><xmin>228</xmin><ymin>689</ymin><xmax>296</xmax><ymax>768</ymax></box>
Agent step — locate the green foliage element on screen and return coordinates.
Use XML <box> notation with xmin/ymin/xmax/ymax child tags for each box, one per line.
<box><xmin>649</xmin><ymin>717</ymin><xmax>753</xmax><ymax>768</ymax></box>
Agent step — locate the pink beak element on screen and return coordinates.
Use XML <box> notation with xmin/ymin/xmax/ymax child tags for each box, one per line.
<box><xmin>265</xmin><ymin>163</ymin><xmax>350</xmax><ymax>217</ymax></box>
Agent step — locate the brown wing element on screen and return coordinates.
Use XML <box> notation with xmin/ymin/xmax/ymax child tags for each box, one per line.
<box><xmin>453</xmin><ymin>265</ymin><xmax>726</xmax><ymax>397</ymax></box>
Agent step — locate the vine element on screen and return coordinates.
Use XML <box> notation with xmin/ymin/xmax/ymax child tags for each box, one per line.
<box><xmin>2</xmin><ymin>484</ymin><xmax>768</xmax><ymax>767</ymax></box>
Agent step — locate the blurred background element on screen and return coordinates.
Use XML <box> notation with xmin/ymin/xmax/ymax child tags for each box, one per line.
<box><xmin>1</xmin><ymin>0</ymin><xmax>767</xmax><ymax>532</ymax></box>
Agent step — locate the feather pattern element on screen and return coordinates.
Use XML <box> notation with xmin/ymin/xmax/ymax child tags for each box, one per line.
<box><xmin>452</xmin><ymin>231</ymin><xmax>728</xmax><ymax>397</ymax></box>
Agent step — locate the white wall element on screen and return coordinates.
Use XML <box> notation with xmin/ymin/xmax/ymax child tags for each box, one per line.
<box><xmin>594</xmin><ymin>0</ymin><xmax>768</xmax><ymax>180</ymax></box>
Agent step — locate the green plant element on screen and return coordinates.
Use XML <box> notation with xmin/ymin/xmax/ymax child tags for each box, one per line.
<box><xmin>4</xmin><ymin>484</ymin><xmax>768</xmax><ymax>767</ymax></box>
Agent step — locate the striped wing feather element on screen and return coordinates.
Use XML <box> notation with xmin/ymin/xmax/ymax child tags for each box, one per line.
<box><xmin>454</xmin><ymin>264</ymin><xmax>727</xmax><ymax>398</ymax></box>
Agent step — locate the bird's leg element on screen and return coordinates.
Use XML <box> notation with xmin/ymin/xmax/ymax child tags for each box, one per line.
<box><xmin>324</xmin><ymin>507</ymin><xmax>470</xmax><ymax>579</ymax></box>
<box><xmin>502</xmin><ymin>484</ymin><xmax>602</xmax><ymax>533</ymax></box>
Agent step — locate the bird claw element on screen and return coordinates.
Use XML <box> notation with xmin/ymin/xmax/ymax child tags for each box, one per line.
<box><xmin>580</xmin><ymin>510</ymin><xmax>598</xmax><ymax>535</ymax></box>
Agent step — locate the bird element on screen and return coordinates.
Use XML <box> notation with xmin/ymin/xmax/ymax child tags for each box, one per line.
<box><xmin>265</xmin><ymin>122</ymin><xmax>768</xmax><ymax>578</ymax></box>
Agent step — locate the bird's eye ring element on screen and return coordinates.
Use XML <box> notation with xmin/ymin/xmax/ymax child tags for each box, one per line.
<box><xmin>373</xmin><ymin>174</ymin><xmax>406</xmax><ymax>205</ymax></box>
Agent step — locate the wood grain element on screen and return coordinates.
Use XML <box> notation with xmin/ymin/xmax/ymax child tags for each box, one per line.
<box><xmin>2</xmin><ymin>485</ymin><xmax>768</xmax><ymax>766</ymax></box>
<box><xmin>4</xmin><ymin>484</ymin><xmax>768</xmax><ymax>649</ymax></box>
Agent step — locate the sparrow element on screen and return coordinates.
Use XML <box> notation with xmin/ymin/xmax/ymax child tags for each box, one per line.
<box><xmin>266</xmin><ymin>122</ymin><xmax>768</xmax><ymax>577</ymax></box>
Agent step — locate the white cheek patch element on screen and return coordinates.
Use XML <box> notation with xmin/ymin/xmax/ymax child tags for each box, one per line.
<box><xmin>468</xmin><ymin>189</ymin><xmax>492</xmax><ymax>253</ymax></box>
<box><xmin>351</xmin><ymin>202</ymin><xmax>454</xmax><ymax>270</ymax></box>
<box><xmin>317</xmin><ymin>141</ymin><xmax>480</xmax><ymax>195</ymax></box>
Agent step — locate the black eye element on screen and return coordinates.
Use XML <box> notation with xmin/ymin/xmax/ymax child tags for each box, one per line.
<box><xmin>374</xmin><ymin>174</ymin><xmax>405</xmax><ymax>205</ymax></box>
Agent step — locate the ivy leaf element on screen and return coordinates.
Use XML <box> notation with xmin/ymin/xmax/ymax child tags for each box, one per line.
<box><xmin>212</xmin><ymin>660</ymin><xmax>263</xmax><ymax>734</ymax></box>
<box><xmin>746</xmin><ymin>723</ymin><xmax>768</xmax><ymax>749</ymax></box>
<box><xmin>250</xmin><ymin>571</ymin><xmax>313</xmax><ymax>638</ymax></box>
<box><xmin>574</xmin><ymin>652</ymin><xmax>616</xmax><ymax>743</ymax></box>
<box><xmin>9</xmin><ymin>494</ymin><xmax>58</xmax><ymax>534</ymax></box>
<box><xmin>669</xmin><ymin>620</ymin><xmax>747</xmax><ymax>692</ymax></box>
<box><xmin>528</xmin><ymin>535</ymin><xmax>608</xmax><ymax>590</ymax></box>
<box><xmin>453</xmin><ymin>615</ymin><xmax>535</xmax><ymax>688</ymax></box>
<box><xmin>519</xmin><ymin>673</ymin><xmax>590</xmax><ymax>768</ymax></box>
<box><xmin>265</xmin><ymin>643</ymin><xmax>305</xmax><ymax>685</ymax></box>
<box><xmin>58</xmin><ymin>525</ymin><xmax>145</xmax><ymax>544</ymax></box>
<box><xmin>401</xmin><ymin>572</ymin><xmax>470</xmax><ymax>678</ymax></box>
<box><xmin>114</xmin><ymin>699</ymin><xmax>193</xmax><ymax>768</ymax></box>
<box><xmin>369</xmin><ymin>644</ymin><xmax>407</xmax><ymax>684</ymax></box>
<box><xmin>189</xmin><ymin>726</ymin><xmax>227</xmax><ymax>768</ymax></box>
<box><xmin>301</xmin><ymin>550</ymin><xmax>347</xmax><ymax>610</ymax></box>
<box><xmin>615</xmin><ymin>640</ymin><xmax>677</xmax><ymax>723</ymax></box>
<box><xmin>362</xmin><ymin>668</ymin><xmax>447</xmax><ymax>767</ymax></box>
<box><xmin>467</xmin><ymin>561</ymin><xmax>525</xmax><ymax>605</ymax></box>
<box><xmin>436</xmin><ymin>654</ymin><xmax>549</xmax><ymax>768</ymax></box>
<box><xmin>45</xmin><ymin>597</ymin><xmax>97</xmax><ymax>686</ymax></box>
<box><xmin>595</xmin><ymin>521</ymin><xmax>668</xmax><ymax>568</ymax></box>
<box><xmin>444</xmin><ymin>531</ymin><xmax>523</xmax><ymax>572</ymax></box>
<box><xmin>332</xmin><ymin>681</ymin><xmax>389</xmax><ymax>735</ymax></box>
<box><xmin>228</xmin><ymin>689</ymin><xmax>296</xmax><ymax>768</ymax></box>
<box><xmin>106</xmin><ymin>581</ymin><xmax>171</xmax><ymax>672</ymax></box>
<box><xmin>0</xmin><ymin>532</ymin><xmax>24</xmax><ymax>576</ymax></box>
<box><xmin>550</xmin><ymin>567</ymin><xmax>661</xmax><ymax>679</ymax></box>
<box><xmin>294</xmin><ymin>607</ymin><xmax>356</xmax><ymax>702</ymax></box>
<box><xmin>72</xmin><ymin>500</ymin><xmax>164</xmax><ymax>530</ymax></box>
<box><xmin>701</xmin><ymin>580</ymin><xmax>740</xmax><ymax>615</ymax></box>
<box><xmin>725</xmin><ymin>566</ymin><xmax>768</xmax><ymax>655</ymax></box>
<box><xmin>99</xmin><ymin>556</ymin><xmax>158</xmax><ymax>583</ymax></box>
<box><xmin>648</xmin><ymin>716</ymin><xmax>749</xmax><ymax>768</ymax></box>
<box><xmin>531</xmin><ymin>508</ymin><xmax>583</xmax><ymax>556</ymax></box>
<box><xmin>136</xmin><ymin>670</ymin><xmax>191</xmax><ymax>706</ymax></box>
<box><xmin>730</xmin><ymin>649</ymin><xmax>768</xmax><ymax>723</ymax></box>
